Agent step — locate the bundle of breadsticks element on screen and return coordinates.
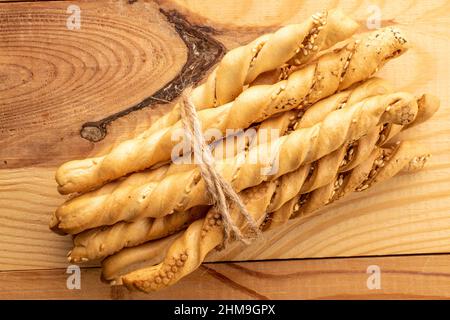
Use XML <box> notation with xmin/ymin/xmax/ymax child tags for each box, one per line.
<box><xmin>50</xmin><ymin>9</ymin><xmax>440</xmax><ymax>293</ymax></box>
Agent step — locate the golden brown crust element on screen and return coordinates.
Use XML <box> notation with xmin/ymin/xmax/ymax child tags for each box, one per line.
<box><xmin>69</xmin><ymin>206</ymin><xmax>207</xmax><ymax>263</ymax></box>
<box><xmin>63</xmin><ymin>79</ymin><xmax>391</xmax><ymax>260</ymax></box>
<box><xmin>125</xmin><ymin>10</ymin><xmax>357</xmax><ymax>140</ymax></box>
<box><xmin>101</xmin><ymin>232</ymin><xmax>182</xmax><ymax>284</ymax></box>
<box><xmin>297</xmin><ymin>140</ymin><xmax>430</xmax><ymax>217</ymax></box>
<box><xmin>122</xmin><ymin>139</ymin><xmax>430</xmax><ymax>293</ymax></box>
<box><xmin>55</xmin><ymin>27</ymin><xmax>408</xmax><ymax>195</ymax></box>
<box><xmin>119</xmin><ymin>93</ymin><xmax>439</xmax><ymax>292</ymax></box>
<box><xmin>53</xmin><ymin>90</ymin><xmax>418</xmax><ymax>234</ymax></box>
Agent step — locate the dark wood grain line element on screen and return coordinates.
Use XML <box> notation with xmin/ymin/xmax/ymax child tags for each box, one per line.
<box><xmin>200</xmin><ymin>265</ymin><xmax>270</xmax><ymax>300</ymax></box>
<box><xmin>227</xmin><ymin>262</ymin><xmax>450</xmax><ymax>279</ymax></box>
<box><xmin>79</xmin><ymin>8</ymin><xmax>225</xmax><ymax>142</ymax></box>
<box><xmin>314</xmin><ymin>293</ymin><xmax>450</xmax><ymax>300</ymax></box>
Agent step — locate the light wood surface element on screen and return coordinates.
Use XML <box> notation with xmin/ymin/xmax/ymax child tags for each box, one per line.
<box><xmin>3</xmin><ymin>254</ymin><xmax>450</xmax><ymax>299</ymax></box>
<box><xmin>0</xmin><ymin>0</ymin><xmax>449</xmax><ymax>298</ymax></box>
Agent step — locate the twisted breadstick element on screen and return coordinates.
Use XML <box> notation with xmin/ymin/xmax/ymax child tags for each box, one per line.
<box><xmin>68</xmin><ymin>78</ymin><xmax>392</xmax><ymax>260</ymax></box>
<box><xmin>121</xmin><ymin>139</ymin><xmax>429</xmax><ymax>292</ymax></box>
<box><xmin>55</xmin><ymin>27</ymin><xmax>408</xmax><ymax>194</ymax></box>
<box><xmin>69</xmin><ymin>207</ymin><xmax>207</xmax><ymax>263</ymax></box>
<box><xmin>53</xmin><ymin>90</ymin><xmax>418</xmax><ymax>235</ymax></box>
<box><xmin>101</xmin><ymin>232</ymin><xmax>182</xmax><ymax>285</ymax></box>
<box><xmin>49</xmin><ymin>165</ymin><xmax>168</xmax><ymax>234</ymax></box>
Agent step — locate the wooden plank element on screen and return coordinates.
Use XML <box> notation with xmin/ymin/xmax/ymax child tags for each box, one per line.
<box><xmin>2</xmin><ymin>254</ymin><xmax>450</xmax><ymax>299</ymax></box>
<box><xmin>2</xmin><ymin>163</ymin><xmax>450</xmax><ymax>270</ymax></box>
<box><xmin>0</xmin><ymin>0</ymin><xmax>449</xmax><ymax>274</ymax></box>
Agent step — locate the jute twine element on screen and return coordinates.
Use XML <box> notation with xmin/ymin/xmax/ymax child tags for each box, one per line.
<box><xmin>179</xmin><ymin>89</ymin><xmax>261</xmax><ymax>245</ymax></box>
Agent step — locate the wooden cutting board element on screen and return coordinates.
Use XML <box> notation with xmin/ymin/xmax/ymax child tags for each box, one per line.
<box><xmin>0</xmin><ymin>0</ymin><xmax>449</xmax><ymax>287</ymax></box>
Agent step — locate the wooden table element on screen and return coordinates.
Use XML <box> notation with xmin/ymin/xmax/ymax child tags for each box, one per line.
<box><xmin>0</xmin><ymin>0</ymin><xmax>449</xmax><ymax>299</ymax></box>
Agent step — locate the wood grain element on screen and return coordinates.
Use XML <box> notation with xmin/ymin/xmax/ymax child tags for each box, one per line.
<box><xmin>0</xmin><ymin>0</ymin><xmax>189</xmax><ymax>166</ymax></box>
<box><xmin>0</xmin><ymin>0</ymin><xmax>449</xmax><ymax>298</ymax></box>
<box><xmin>2</xmin><ymin>254</ymin><xmax>450</xmax><ymax>299</ymax></box>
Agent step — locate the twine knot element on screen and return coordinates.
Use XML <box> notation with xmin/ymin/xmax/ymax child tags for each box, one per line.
<box><xmin>179</xmin><ymin>89</ymin><xmax>261</xmax><ymax>245</ymax></box>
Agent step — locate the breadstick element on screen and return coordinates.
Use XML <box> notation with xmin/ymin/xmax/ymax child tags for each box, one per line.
<box><xmin>49</xmin><ymin>165</ymin><xmax>168</xmax><ymax>233</ymax></box>
<box><xmin>55</xmin><ymin>27</ymin><xmax>408</xmax><ymax>194</ymax></box>
<box><xmin>69</xmin><ymin>207</ymin><xmax>207</xmax><ymax>263</ymax></box>
<box><xmin>53</xmin><ymin>91</ymin><xmax>418</xmax><ymax>234</ymax></box>
<box><xmin>101</xmin><ymin>232</ymin><xmax>181</xmax><ymax>285</ymax></box>
<box><xmin>67</xmin><ymin>78</ymin><xmax>392</xmax><ymax>260</ymax></box>
<box><xmin>121</xmin><ymin>139</ymin><xmax>429</xmax><ymax>292</ymax></box>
